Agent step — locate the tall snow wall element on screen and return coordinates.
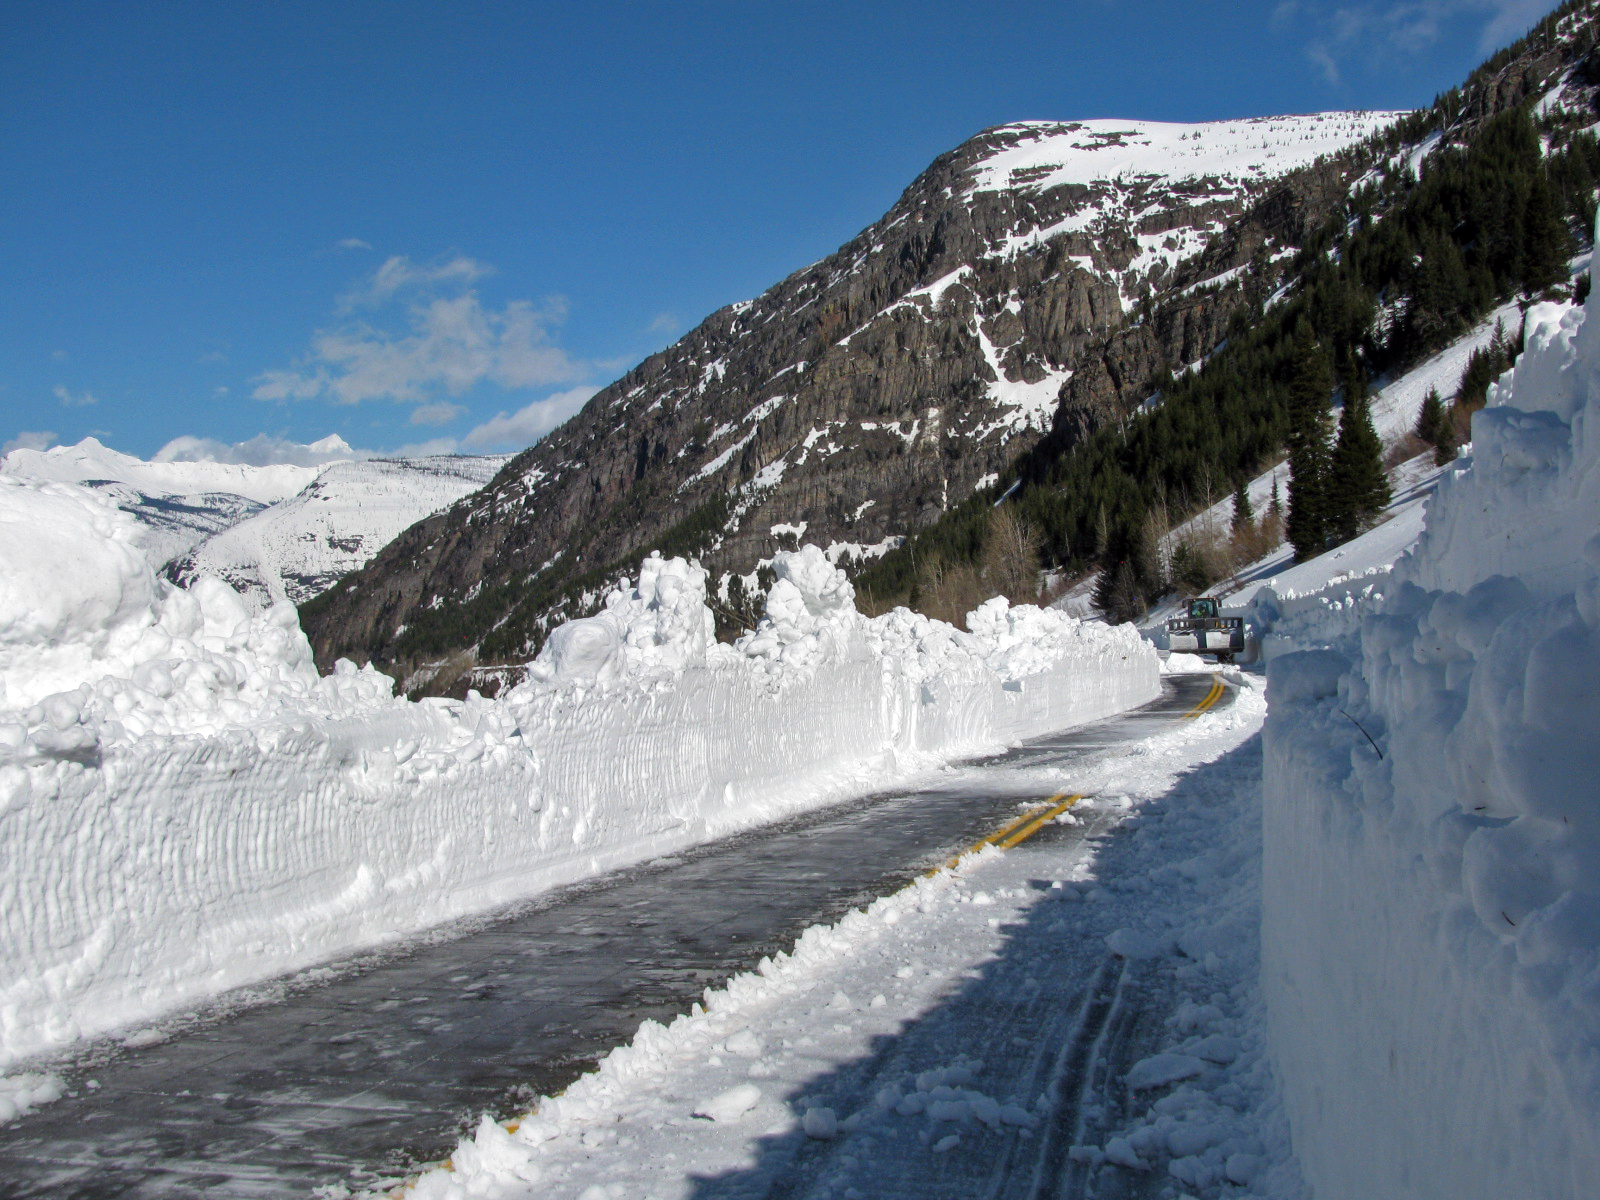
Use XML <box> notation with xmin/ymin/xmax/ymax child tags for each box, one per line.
<box><xmin>0</xmin><ymin>518</ymin><xmax>1156</xmax><ymax>1070</ymax></box>
<box><xmin>1258</xmin><ymin>282</ymin><xmax>1600</xmax><ymax>1197</ymax></box>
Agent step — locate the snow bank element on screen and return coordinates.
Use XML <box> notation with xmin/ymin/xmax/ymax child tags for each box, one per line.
<box><xmin>0</xmin><ymin>517</ymin><xmax>1156</xmax><ymax>1069</ymax></box>
<box><xmin>1259</xmin><ymin>275</ymin><xmax>1600</xmax><ymax>1197</ymax></box>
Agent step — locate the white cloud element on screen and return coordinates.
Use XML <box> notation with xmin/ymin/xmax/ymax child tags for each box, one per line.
<box><xmin>254</xmin><ymin>254</ymin><xmax>591</xmax><ymax>420</ymax></box>
<box><xmin>53</xmin><ymin>385</ymin><xmax>97</xmax><ymax>408</ymax></box>
<box><xmin>344</xmin><ymin>254</ymin><xmax>494</xmax><ymax>310</ymax></box>
<box><xmin>2</xmin><ymin>431</ymin><xmax>58</xmax><ymax>456</ymax></box>
<box><xmin>647</xmin><ymin>312</ymin><xmax>680</xmax><ymax>335</ymax></box>
<box><xmin>382</xmin><ymin>436</ymin><xmax>465</xmax><ymax>458</ymax></box>
<box><xmin>1308</xmin><ymin>42</ymin><xmax>1341</xmax><ymax>84</ymax></box>
<box><xmin>1475</xmin><ymin>0</ymin><xmax>1550</xmax><ymax>50</ymax></box>
<box><xmin>252</xmin><ymin>367</ymin><xmax>329</xmax><ymax>402</ymax></box>
<box><xmin>461</xmin><ymin>385</ymin><xmax>600</xmax><ymax>451</ymax></box>
<box><xmin>271</xmin><ymin>294</ymin><xmax>586</xmax><ymax>406</ymax></box>
<box><xmin>336</xmin><ymin>237</ymin><xmax>373</xmax><ymax>251</ymax></box>
<box><xmin>153</xmin><ymin>433</ymin><xmax>364</xmax><ymax>468</ymax></box>
<box><xmin>410</xmin><ymin>402</ymin><xmax>466</xmax><ymax>426</ymax></box>
<box><xmin>1288</xmin><ymin>0</ymin><xmax>1550</xmax><ymax>78</ymax></box>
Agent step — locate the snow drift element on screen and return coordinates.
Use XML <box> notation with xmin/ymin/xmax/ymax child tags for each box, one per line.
<box><xmin>1257</xmin><ymin>271</ymin><xmax>1600</xmax><ymax>1197</ymax></box>
<box><xmin>0</xmin><ymin>503</ymin><xmax>1156</xmax><ymax>1068</ymax></box>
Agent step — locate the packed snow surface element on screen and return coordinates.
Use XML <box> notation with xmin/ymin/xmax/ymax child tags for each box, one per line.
<box><xmin>1256</xmin><ymin>262</ymin><xmax>1600</xmax><ymax>1197</ymax></box>
<box><xmin>0</xmin><ymin>515</ymin><xmax>1156</xmax><ymax>1068</ymax></box>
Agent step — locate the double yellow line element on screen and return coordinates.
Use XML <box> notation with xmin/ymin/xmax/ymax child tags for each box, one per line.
<box><xmin>1182</xmin><ymin>675</ymin><xmax>1225</xmax><ymax>719</ymax></box>
<box><xmin>928</xmin><ymin>792</ymin><xmax>1084</xmax><ymax>875</ymax></box>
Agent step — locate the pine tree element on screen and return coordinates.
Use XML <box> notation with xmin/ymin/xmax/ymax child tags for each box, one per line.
<box><xmin>1169</xmin><ymin>541</ymin><xmax>1210</xmax><ymax>594</ymax></box>
<box><xmin>1327</xmin><ymin>372</ymin><xmax>1391</xmax><ymax>543</ymax></box>
<box><xmin>1093</xmin><ymin>559</ymin><xmax>1145</xmax><ymax>624</ymax></box>
<box><xmin>1435</xmin><ymin>403</ymin><xmax>1463</xmax><ymax>465</ymax></box>
<box><xmin>1521</xmin><ymin>170</ymin><xmax>1572</xmax><ymax>297</ymax></box>
<box><xmin>1231</xmin><ymin>480</ymin><xmax>1254</xmax><ymax>533</ymax></box>
<box><xmin>1285</xmin><ymin>332</ymin><xmax>1335</xmax><ymax>561</ymax></box>
<box><xmin>1415</xmin><ymin>386</ymin><xmax>1446</xmax><ymax>446</ymax></box>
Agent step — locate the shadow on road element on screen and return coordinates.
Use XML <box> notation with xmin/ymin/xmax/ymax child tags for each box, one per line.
<box><xmin>676</xmin><ymin>735</ymin><xmax>1265</xmax><ymax>1200</ymax></box>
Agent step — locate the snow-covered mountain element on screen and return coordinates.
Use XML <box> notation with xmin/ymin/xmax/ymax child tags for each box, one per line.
<box><xmin>0</xmin><ymin>437</ymin><xmax>334</xmax><ymax>565</ymax></box>
<box><xmin>303</xmin><ymin>109</ymin><xmax>1398</xmax><ymax>690</ymax></box>
<box><xmin>1</xmin><ymin>436</ymin><xmax>511</xmax><ymax>605</ymax></box>
<box><xmin>169</xmin><ymin>454</ymin><xmax>510</xmax><ymax>605</ymax></box>
<box><xmin>1</xmin><ymin>435</ymin><xmax>336</xmax><ymax>504</ymax></box>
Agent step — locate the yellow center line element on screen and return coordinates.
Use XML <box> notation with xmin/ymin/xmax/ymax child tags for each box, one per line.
<box><xmin>927</xmin><ymin>792</ymin><xmax>1085</xmax><ymax>875</ymax></box>
<box><xmin>1182</xmin><ymin>676</ymin><xmax>1225</xmax><ymax>719</ymax></box>
<box><xmin>997</xmin><ymin>792</ymin><xmax>1082</xmax><ymax>848</ymax></box>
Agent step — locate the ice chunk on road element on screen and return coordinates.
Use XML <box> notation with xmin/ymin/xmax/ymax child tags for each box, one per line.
<box><xmin>1126</xmin><ymin>1052</ymin><xmax>1207</xmax><ymax>1090</ymax></box>
<box><xmin>802</xmin><ymin>1105</ymin><xmax>838</xmax><ymax>1138</ymax></box>
<box><xmin>695</xmin><ymin>1083</ymin><xmax>762</xmax><ymax>1123</ymax></box>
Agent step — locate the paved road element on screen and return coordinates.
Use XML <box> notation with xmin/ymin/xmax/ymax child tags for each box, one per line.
<box><xmin>0</xmin><ymin>673</ymin><xmax>1228</xmax><ymax>1199</ymax></box>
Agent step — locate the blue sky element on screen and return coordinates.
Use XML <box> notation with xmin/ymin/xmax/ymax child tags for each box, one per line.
<box><xmin>0</xmin><ymin>0</ymin><xmax>1557</xmax><ymax>462</ymax></box>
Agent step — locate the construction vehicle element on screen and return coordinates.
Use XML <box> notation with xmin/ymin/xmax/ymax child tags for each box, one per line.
<box><xmin>1165</xmin><ymin>597</ymin><xmax>1245</xmax><ymax>663</ymax></box>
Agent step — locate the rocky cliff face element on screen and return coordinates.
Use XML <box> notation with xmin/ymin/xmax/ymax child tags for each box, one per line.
<box><xmin>302</xmin><ymin>112</ymin><xmax>1398</xmax><ymax>693</ymax></box>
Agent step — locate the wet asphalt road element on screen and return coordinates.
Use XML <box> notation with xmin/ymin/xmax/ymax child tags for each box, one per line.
<box><xmin>0</xmin><ymin>673</ymin><xmax>1226</xmax><ymax>1199</ymax></box>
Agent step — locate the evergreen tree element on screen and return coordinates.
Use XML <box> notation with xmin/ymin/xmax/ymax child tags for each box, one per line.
<box><xmin>1231</xmin><ymin>480</ymin><xmax>1254</xmax><ymax>532</ymax></box>
<box><xmin>1268</xmin><ymin>475</ymin><xmax>1283</xmax><ymax>520</ymax></box>
<box><xmin>1284</xmin><ymin>332</ymin><xmax>1335</xmax><ymax>560</ymax></box>
<box><xmin>1093</xmin><ymin>559</ymin><xmax>1145</xmax><ymax>624</ymax></box>
<box><xmin>1435</xmin><ymin>404</ymin><xmax>1463</xmax><ymax>465</ymax></box>
<box><xmin>1169</xmin><ymin>542</ymin><xmax>1206</xmax><ymax>594</ymax></box>
<box><xmin>1521</xmin><ymin>170</ymin><xmax>1573</xmax><ymax>296</ymax></box>
<box><xmin>1327</xmin><ymin>373</ymin><xmax>1391</xmax><ymax>543</ymax></box>
<box><xmin>1415</xmin><ymin>386</ymin><xmax>1446</xmax><ymax>446</ymax></box>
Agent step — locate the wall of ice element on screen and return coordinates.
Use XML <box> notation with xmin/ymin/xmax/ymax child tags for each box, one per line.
<box><xmin>0</xmin><ymin>503</ymin><xmax>1157</xmax><ymax>1069</ymax></box>
<box><xmin>1258</xmin><ymin>276</ymin><xmax>1600</xmax><ymax>1198</ymax></box>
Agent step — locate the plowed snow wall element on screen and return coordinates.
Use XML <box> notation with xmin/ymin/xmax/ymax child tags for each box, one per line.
<box><xmin>1259</xmin><ymin>288</ymin><xmax>1600</xmax><ymax>1198</ymax></box>
<box><xmin>0</xmin><ymin>634</ymin><xmax>1155</xmax><ymax>1068</ymax></box>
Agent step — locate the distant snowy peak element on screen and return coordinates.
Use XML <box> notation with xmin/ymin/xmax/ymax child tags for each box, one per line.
<box><xmin>171</xmin><ymin>454</ymin><xmax>511</xmax><ymax>605</ymax></box>
<box><xmin>3</xmin><ymin>437</ymin><xmax>510</xmax><ymax>607</ymax></box>
<box><xmin>966</xmin><ymin>113</ymin><xmax>1402</xmax><ymax>197</ymax></box>
<box><xmin>1</xmin><ymin>436</ymin><xmax>327</xmax><ymax>506</ymax></box>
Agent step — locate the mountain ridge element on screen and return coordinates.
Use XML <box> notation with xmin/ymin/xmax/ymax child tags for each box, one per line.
<box><xmin>302</xmin><ymin>110</ymin><xmax>1397</xmax><ymax>693</ymax></box>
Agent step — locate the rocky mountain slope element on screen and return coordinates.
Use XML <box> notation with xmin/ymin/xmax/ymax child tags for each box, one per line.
<box><xmin>303</xmin><ymin>111</ymin><xmax>1397</xmax><ymax>692</ymax></box>
<box><xmin>169</xmin><ymin>455</ymin><xmax>509</xmax><ymax>605</ymax></box>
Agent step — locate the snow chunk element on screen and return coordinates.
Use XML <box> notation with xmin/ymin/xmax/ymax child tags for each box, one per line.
<box><xmin>527</xmin><ymin>553</ymin><xmax>715</xmax><ymax>686</ymax></box>
<box><xmin>1126</xmin><ymin>1052</ymin><xmax>1207</xmax><ymax>1090</ymax></box>
<box><xmin>739</xmin><ymin>546</ymin><xmax>860</xmax><ymax>666</ymax></box>
<box><xmin>695</xmin><ymin>1083</ymin><xmax>761</xmax><ymax>1123</ymax></box>
<box><xmin>0</xmin><ymin>1073</ymin><xmax>63</xmax><ymax>1122</ymax></box>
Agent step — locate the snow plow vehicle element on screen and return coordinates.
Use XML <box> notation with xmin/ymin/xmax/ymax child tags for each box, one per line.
<box><xmin>1165</xmin><ymin>598</ymin><xmax>1245</xmax><ymax>663</ymax></box>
